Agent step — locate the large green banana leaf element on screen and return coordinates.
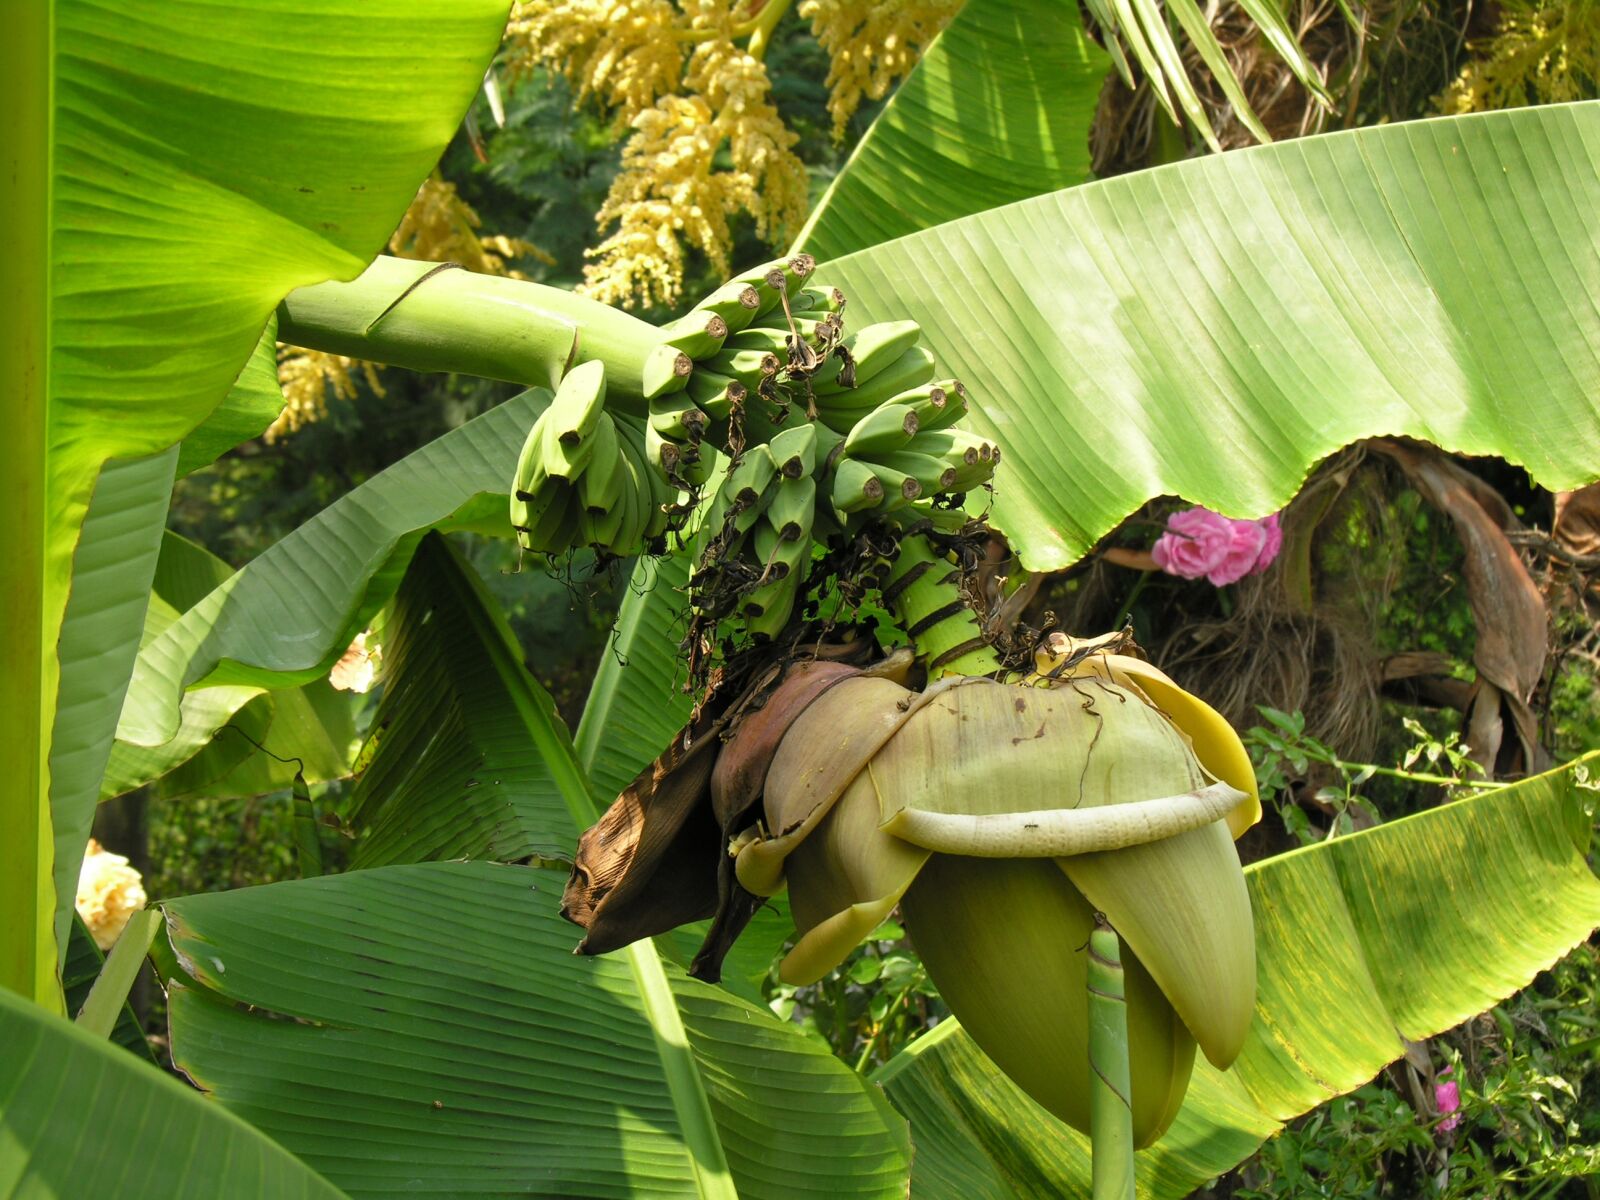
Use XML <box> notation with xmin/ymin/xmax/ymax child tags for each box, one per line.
<box><xmin>4</xmin><ymin>0</ymin><xmax>511</xmax><ymax>1004</ymax></box>
<box><xmin>162</xmin><ymin>537</ymin><xmax>910</xmax><ymax>1197</ymax></box>
<box><xmin>0</xmin><ymin>985</ymin><xmax>343</xmax><ymax>1197</ymax></box>
<box><xmin>115</xmin><ymin>391</ymin><xmax>547</xmax><ymax>759</ymax></box>
<box><xmin>341</xmin><ymin>533</ymin><xmax>590</xmax><ymax>867</ymax></box>
<box><xmin>821</xmin><ymin>102</ymin><xmax>1600</xmax><ymax>570</ymax></box>
<box><xmin>162</xmin><ymin>862</ymin><xmax>910</xmax><ymax>1199</ymax></box>
<box><xmin>101</xmin><ymin>530</ymin><xmax>355</xmax><ymax>802</ymax></box>
<box><xmin>794</xmin><ymin>0</ymin><xmax>1108</xmax><ymax>261</ymax></box>
<box><xmin>872</xmin><ymin>756</ymin><xmax>1600</xmax><ymax>1198</ymax></box>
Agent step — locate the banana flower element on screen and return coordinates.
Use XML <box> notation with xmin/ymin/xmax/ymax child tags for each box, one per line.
<box><xmin>724</xmin><ymin>638</ymin><xmax>1260</xmax><ymax>1147</ymax></box>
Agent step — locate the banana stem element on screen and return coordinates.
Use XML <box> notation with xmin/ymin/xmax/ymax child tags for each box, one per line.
<box><xmin>883</xmin><ymin>534</ymin><xmax>1002</xmax><ymax>678</ymax></box>
<box><xmin>745</xmin><ymin>0</ymin><xmax>794</xmax><ymax>60</ymax></box>
<box><xmin>1088</xmin><ymin>916</ymin><xmax>1137</xmax><ymax>1200</ymax></box>
<box><xmin>277</xmin><ymin>256</ymin><xmax>662</xmax><ymax>414</ymax></box>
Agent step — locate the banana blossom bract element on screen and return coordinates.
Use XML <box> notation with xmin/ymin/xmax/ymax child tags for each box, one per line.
<box><xmin>728</xmin><ymin>645</ymin><xmax>1260</xmax><ymax>1147</ymax></box>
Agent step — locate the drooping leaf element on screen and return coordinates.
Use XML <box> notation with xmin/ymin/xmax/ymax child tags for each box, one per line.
<box><xmin>795</xmin><ymin>0</ymin><xmax>1109</xmax><ymax>261</ymax></box>
<box><xmin>46</xmin><ymin>451</ymin><xmax>177</xmax><ymax>971</ymax></box>
<box><xmin>101</xmin><ymin>530</ymin><xmax>356</xmax><ymax>802</ymax></box>
<box><xmin>822</xmin><ymin>104</ymin><xmax>1600</xmax><ymax>571</ymax></box>
<box><xmin>342</xmin><ymin>532</ymin><xmax>592</xmax><ymax>867</ymax></box>
<box><xmin>873</xmin><ymin>756</ymin><xmax>1600</xmax><ymax>1197</ymax></box>
<box><xmin>116</xmin><ymin>391</ymin><xmax>547</xmax><ymax>758</ymax></box>
<box><xmin>4</xmin><ymin>0</ymin><xmax>510</xmax><ymax>1001</ymax></box>
<box><xmin>162</xmin><ymin>862</ymin><xmax>911</xmax><ymax>1199</ymax></box>
<box><xmin>0</xmin><ymin>985</ymin><xmax>344</xmax><ymax>1198</ymax></box>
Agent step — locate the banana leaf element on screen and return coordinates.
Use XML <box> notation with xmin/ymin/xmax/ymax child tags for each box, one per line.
<box><xmin>795</xmin><ymin>0</ymin><xmax>1108</xmax><ymax>261</ymax></box>
<box><xmin>872</xmin><ymin>755</ymin><xmax>1600</xmax><ymax>1198</ymax></box>
<box><xmin>341</xmin><ymin>532</ymin><xmax>591</xmax><ymax>867</ymax></box>
<box><xmin>822</xmin><ymin>102</ymin><xmax>1600</xmax><ymax>570</ymax></box>
<box><xmin>101</xmin><ymin>530</ymin><xmax>356</xmax><ymax>802</ymax></box>
<box><xmin>6</xmin><ymin>0</ymin><xmax>510</xmax><ymax>1001</ymax></box>
<box><xmin>0</xmin><ymin>985</ymin><xmax>343</xmax><ymax>1197</ymax></box>
<box><xmin>115</xmin><ymin>390</ymin><xmax>548</xmax><ymax>763</ymax></box>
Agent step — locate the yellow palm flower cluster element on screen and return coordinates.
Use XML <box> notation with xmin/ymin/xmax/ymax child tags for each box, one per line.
<box><xmin>506</xmin><ymin>0</ymin><xmax>945</xmax><ymax>308</ymax></box>
<box><xmin>1439</xmin><ymin>0</ymin><xmax>1600</xmax><ymax>114</ymax></box>
<box><xmin>585</xmin><ymin>32</ymin><xmax>806</xmax><ymax>308</ymax></box>
<box><xmin>270</xmin><ymin>177</ymin><xmax>544</xmax><ymax>440</ymax></box>
<box><xmin>504</xmin><ymin>0</ymin><xmax>685</xmax><ymax>125</ymax></box>
<box><xmin>800</xmin><ymin>0</ymin><xmax>960</xmax><ymax>140</ymax></box>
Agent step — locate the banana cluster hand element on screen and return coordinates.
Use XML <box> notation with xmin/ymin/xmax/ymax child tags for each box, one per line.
<box><xmin>510</xmin><ymin>360</ymin><xmax>675</xmax><ymax>558</ymax></box>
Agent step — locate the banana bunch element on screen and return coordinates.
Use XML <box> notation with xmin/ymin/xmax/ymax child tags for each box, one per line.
<box><xmin>667</xmin><ymin>257</ymin><xmax>1005</xmax><ymax>639</ymax></box>
<box><xmin>510</xmin><ymin>360</ymin><xmax>676</xmax><ymax>558</ymax></box>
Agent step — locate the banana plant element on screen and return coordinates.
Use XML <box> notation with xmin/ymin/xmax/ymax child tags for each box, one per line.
<box><xmin>9</xmin><ymin>2</ymin><xmax>1600</xmax><ymax>1197</ymax></box>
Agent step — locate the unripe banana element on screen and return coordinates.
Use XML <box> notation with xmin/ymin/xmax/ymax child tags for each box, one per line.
<box><xmin>830</xmin><ymin>458</ymin><xmax>886</xmax><ymax>514</ymax></box>
<box><xmin>769</xmin><ymin>423</ymin><xmax>818</xmax><ymax>480</ymax></box>
<box><xmin>672</xmin><ymin>280</ymin><xmax>763</xmax><ymax>334</ymax></box>
<box><xmin>642</xmin><ymin>343</ymin><xmax>694</xmax><ymax>399</ymax></box>
<box><xmin>752</xmin><ymin>520</ymin><xmax>812</xmax><ymax>580</ymax></box>
<box><xmin>578</xmin><ymin>416</ymin><xmax>626</xmax><ymax>514</ymax></box>
<box><xmin>537</xmin><ymin>359</ymin><xmax>610</xmax><ymax>480</ymax></box>
<box><xmin>766</xmin><ymin>475</ymin><xmax>818</xmax><ymax>542</ymax></box>
<box><xmin>615</xmin><ymin>416</ymin><xmax>673</xmax><ymax>539</ymax></box>
<box><xmin>914</xmin><ymin>381</ymin><xmax>971</xmax><ymax>433</ymax></box>
<box><xmin>648</xmin><ymin>392</ymin><xmax>709</xmax><ymax>445</ymax></box>
<box><xmin>809</xmin><ymin>322</ymin><xmax>923</xmax><ymax>392</ymax></box>
<box><xmin>844</xmin><ymin>403</ymin><xmax>920</xmax><ymax>458</ymax></box>
<box><xmin>687</xmin><ymin>372</ymin><xmax>747</xmax><ymax>422</ymax></box>
<box><xmin>866</xmin><ymin>462</ymin><xmax>923</xmax><ymax>511</ymax></box>
<box><xmin>871</xmin><ymin>450</ymin><xmax>960</xmax><ymax>494</ymax></box>
<box><xmin>908</xmin><ymin>428</ymin><xmax>994</xmax><ymax>468</ymax></box>
<box><xmin>741</xmin><ymin>570</ymin><xmax>801</xmax><ymax>639</ymax></box>
<box><xmin>661</xmin><ymin>313</ymin><xmax>730</xmax><ymax>360</ymax></box>
<box><xmin>705</xmin><ymin>347</ymin><xmax>781</xmax><ymax>389</ymax></box>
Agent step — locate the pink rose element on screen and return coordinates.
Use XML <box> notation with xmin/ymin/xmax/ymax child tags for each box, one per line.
<box><xmin>1249</xmin><ymin>512</ymin><xmax>1283</xmax><ymax>575</ymax></box>
<box><xmin>1150</xmin><ymin>507</ymin><xmax>1235</xmax><ymax>581</ymax></box>
<box><xmin>1151</xmin><ymin>507</ymin><xmax>1284</xmax><ymax>586</ymax></box>
<box><xmin>1435</xmin><ymin>1066</ymin><xmax>1461</xmax><ymax>1132</ymax></box>
<box><xmin>1207</xmin><ymin>519</ymin><xmax>1267</xmax><ymax>586</ymax></box>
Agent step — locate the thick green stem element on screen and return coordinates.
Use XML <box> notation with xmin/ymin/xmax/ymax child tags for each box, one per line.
<box><xmin>1088</xmin><ymin>917</ymin><xmax>1137</xmax><ymax>1200</ymax></box>
<box><xmin>277</xmin><ymin>256</ymin><xmax>661</xmax><ymax>414</ymax></box>
<box><xmin>746</xmin><ymin>0</ymin><xmax>794</xmax><ymax>60</ymax></box>
<box><xmin>883</xmin><ymin>534</ymin><xmax>1002</xmax><ymax>678</ymax></box>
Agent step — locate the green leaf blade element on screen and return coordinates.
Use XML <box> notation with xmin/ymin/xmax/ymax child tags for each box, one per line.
<box><xmin>823</xmin><ymin>105</ymin><xmax>1600</xmax><ymax>570</ymax></box>
<box><xmin>875</xmin><ymin>756</ymin><xmax>1600</xmax><ymax>1197</ymax></box>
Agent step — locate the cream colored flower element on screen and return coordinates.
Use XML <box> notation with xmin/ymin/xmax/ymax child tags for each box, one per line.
<box><xmin>77</xmin><ymin>840</ymin><xmax>146</xmax><ymax>951</ymax></box>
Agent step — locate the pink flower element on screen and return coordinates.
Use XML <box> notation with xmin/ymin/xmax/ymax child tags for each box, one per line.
<box><xmin>1150</xmin><ymin>507</ymin><xmax>1284</xmax><ymax>587</ymax></box>
<box><xmin>1435</xmin><ymin>1066</ymin><xmax>1461</xmax><ymax>1132</ymax></box>
<box><xmin>1249</xmin><ymin>512</ymin><xmax>1283</xmax><ymax>576</ymax></box>
<box><xmin>1150</xmin><ymin>507</ymin><xmax>1236</xmax><ymax>581</ymax></box>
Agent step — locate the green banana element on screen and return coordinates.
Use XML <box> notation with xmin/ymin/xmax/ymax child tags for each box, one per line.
<box><xmin>741</xmin><ymin>570</ymin><xmax>801</xmax><ymax>638</ymax></box>
<box><xmin>648</xmin><ymin>391</ymin><xmax>709</xmax><ymax>444</ymax></box>
<box><xmin>866</xmin><ymin>462</ymin><xmax>923</xmax><ymax>510</ymax></box>
<box><xmin>843</xmin><ymin>403</ymin><xmax>920</xmax><ymax>458</ymax></box>
<box><xmin>871</xmin><ymin>450</ymin><xmax>960</xmax><ymax>494</ymax></box>
<box><xmin>537</xmin><ymin>358</ymin><xmax>609</xmax><ymax>480</ymax></box>
<box><xmin>809</xmin><ymin>321</ymin><xmax>923</xmax><ymax>392</ymax></box>
<box><xmin>809</xmin><ymin>349</ymin><xmax>939</xmax><ymax>433</ymax></box>
<box><xmin>914</xmin><ymin>381</ymin><xmax>971</xmax><ymax>432</ymax></box>
<box><xmin>578</xmin><ymin>415</ymin><xmax>626</xmax><ymax>514</ymax></box>
<box><xmin>705</xmin><ymin>347</ymin><xmax>780</xmax><ymax>388</ymax></box>
<box><xmin>661</xmin><ymin>312</ymin><xmax>729</xmax><ymax>359</ymax></box>
<box><xmin>687</xmin><ymin>372</ymin><xmax>747</xmax><ymax>422</ymax></box>
<box><xmin>769</xmin><ymin>423</ymin><xmax>818</xmax><ymax>479</ymax></box>
<box><xmin>766</xmin><ymin>475</ymin><xmax>818</xmax><ymax>542</ymax></box>
<box><xmin>908</xmin><ymin>428</ymin><xmax>994</xmax><ymax>468</ymax></box>
<box><xmin>673</xmin><ymin>280</ymin><xmax>763</xmax><ymax>334</ymax></box>
<box><xmin>830</xmin><ymin>458</ymin><xmax>886</xmax><ymax>514</ymax></box>
<box><xmin>642</xmin><ymin>343</ymin><xmax>694</xmax><ymax>398</ymax></box>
